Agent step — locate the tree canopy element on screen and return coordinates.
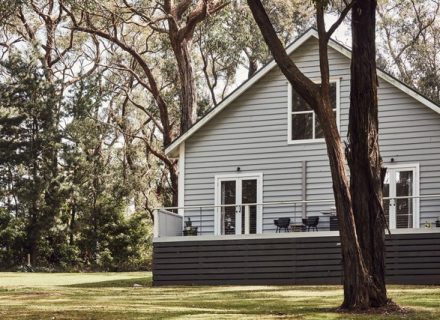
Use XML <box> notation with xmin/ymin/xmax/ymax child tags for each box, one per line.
<box><xmin>0</xmin><ymin>0</ymin><xmax>437</xmax><ymax>277</ymax></box>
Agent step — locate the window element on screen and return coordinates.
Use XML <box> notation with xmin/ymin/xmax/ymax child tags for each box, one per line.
<box><xmin>288</xmin><ymin>81</ymin><xmax>338</xmax><ymax>143</ymax></box>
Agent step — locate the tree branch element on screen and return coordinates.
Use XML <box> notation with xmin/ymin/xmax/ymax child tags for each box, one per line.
<box><xmin>326</xmin><ymin>1</ymin><xmax>355</xmax><ymax>41</ymax></box>
<box><xmin>246</xmin><ymin>0</ymin><xmax>319</xmax><ymax>109</ymax></box>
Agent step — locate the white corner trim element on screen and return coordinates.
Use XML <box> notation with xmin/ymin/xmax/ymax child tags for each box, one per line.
<box><xmin>178</xmin><ymin>142</ymin><xmax>185</xmax><ymax>216</ymax></box>
<box><xmin>287</xmin><ymin>82</ymin><xmax>292</xmax><ymax>145</ymax></box>
<box><xmin>153</xmin><ymin>210</ymin><xmax>159</xmax><ymax>238</ymax></box>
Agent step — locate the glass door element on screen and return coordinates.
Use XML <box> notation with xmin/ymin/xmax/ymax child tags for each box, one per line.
<box><xmin>216</xmin><ymin>174</ymin><xmax>262</xmax><ymax>235</ymax></box>
<box><xmin>241</xmin><ymin>179</ymin><xmax>257</xmax><ymax>234</ymax></box>
<box><xmin>383</xmin><ymin>166</ymin><xmax>419</xmax><ymax>229</ymax></box>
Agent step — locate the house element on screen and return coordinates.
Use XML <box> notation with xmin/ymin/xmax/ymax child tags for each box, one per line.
<box><xmin>153</xmin><ymin>29</ymin><xmax>440</xmax><ymax>286</ymax></box>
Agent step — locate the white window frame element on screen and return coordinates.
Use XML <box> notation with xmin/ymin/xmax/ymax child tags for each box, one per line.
<box><xmin>178</xmin><ymin>142</ymin><xmax>185</xmax><ymax>216</ymax></box>
<box><xmin>287</xmin><ymin>78</ymin><xmax>341</xmax><ymax>144</ymax></box>
<box><xmin>214</xmin><ymin>173</ymin><xmax>263</xmax><ymax>236</ymax></box>
<box><xmin>384</xmin><ymin>163</ymin><xmax>420</xmax><ymax>229</ymax></box>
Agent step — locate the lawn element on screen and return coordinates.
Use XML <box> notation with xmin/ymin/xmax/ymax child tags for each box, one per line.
<box><xmin>0</xmin><ymin>272</ymin><xmax>439</xmax><ymax>319</ymax></box>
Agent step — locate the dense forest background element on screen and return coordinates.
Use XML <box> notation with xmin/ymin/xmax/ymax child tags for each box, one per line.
<box><xmin>0</xmin><ymin>0</ymin><xmax>438</xmax><ymax>271</ymax></box>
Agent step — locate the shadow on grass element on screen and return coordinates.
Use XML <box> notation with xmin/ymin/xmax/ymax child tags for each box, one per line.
<box><xmin>65</xmin><ymin>276</ymin><xmax>152</xmax><ymax>288</ymax></box>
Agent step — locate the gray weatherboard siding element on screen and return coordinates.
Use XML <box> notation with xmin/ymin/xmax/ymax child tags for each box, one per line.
<box><xmin>183</xmin><ymin>37</ymin><xmax>440</xmax><ymax>234</ymax></box>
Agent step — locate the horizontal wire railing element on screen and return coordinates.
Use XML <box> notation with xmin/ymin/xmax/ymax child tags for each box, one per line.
<box><xmin>154</xmin><ymin>194</ymin><xmax>440</xmax><ymax>238</ymax></box>
<box><xmin>155</xmin><ymin>194</ymin><xmax>440</xmax><ymax>211</ymax></box>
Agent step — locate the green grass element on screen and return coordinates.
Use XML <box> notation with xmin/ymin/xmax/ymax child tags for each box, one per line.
<box><xmin>0</xmin><ymin>272</ymin><xmax>439</xmax><ymax>319</ymax></box>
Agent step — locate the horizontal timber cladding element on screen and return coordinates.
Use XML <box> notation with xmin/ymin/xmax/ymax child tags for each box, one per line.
<box><xmin>183</xmin><ymin>35</ymin><xmax>440</xmax><ymax>233</ymax></box>
<box><xmin>152</xmin><ymin>231</ymin><xmax>440</xmax><ymax>286</ymax></box>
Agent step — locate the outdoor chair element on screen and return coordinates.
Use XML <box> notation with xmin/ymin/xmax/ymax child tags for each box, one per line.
<box><xmin>302</xmin><ymin>216</ymin><xmax>319</xmax><ymax>232</ymax></box>
<box><xmin>274</xmin><ymin>218</ymin><xmax>291</xmax><ymax>232</ymax></box>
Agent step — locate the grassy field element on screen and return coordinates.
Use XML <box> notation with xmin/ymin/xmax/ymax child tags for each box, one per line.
<box><xmin>0</xmin><ymin>272</ymin><xmax>439</xmax><ymax>319</ymax></box>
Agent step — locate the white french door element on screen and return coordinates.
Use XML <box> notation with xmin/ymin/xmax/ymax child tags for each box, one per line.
<box><xmin>214</xmin><ymin>174</ymin><xmax>263</xmax><ymax>235</ymax></box>
<box><xmin>383</xmin><ymin>164</ymin><xmax>419</xmax><ymax>229</ymax></box>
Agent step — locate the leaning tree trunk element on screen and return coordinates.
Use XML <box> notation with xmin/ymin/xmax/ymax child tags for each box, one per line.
<box><xmin>314</xmin><ymin>97</ymin><xmax>372</xmax><ymax>309</ymax></box>
<box><xmin>347</xmin><ymin>0</ymin><xmax>388</xmax><ymax>308</ymax></box>
<box><xmin>247</xmin><ymin>0</ymin><xmax>388</xmax><ymax>310</ymax></box>
<box><xmin>169</xmin><ymin>163</ymin><xmax>179</xmax><ymax>208</ymax></box>
<box><xmin>173</xmin><ymin>39</ymin><xmax>198</xmax><ymax>133</ymax></box>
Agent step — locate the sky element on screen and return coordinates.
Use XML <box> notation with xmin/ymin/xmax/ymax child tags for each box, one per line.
<box><xmin>233</xmin><ymin>14</ymin><xmax>352</xmax><ymax>91</ymax></box>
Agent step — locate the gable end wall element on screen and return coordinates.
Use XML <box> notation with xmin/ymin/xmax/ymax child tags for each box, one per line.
<box><xmin>183</xmin><ymin>38</ymin><xmax>440</xmax><ymax>234</ymax></box>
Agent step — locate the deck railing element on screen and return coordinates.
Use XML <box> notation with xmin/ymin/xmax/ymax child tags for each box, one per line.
<box><xmin>153</xmin><ymin>194</ymin><xmax>440</xmax><ymax>238</ymax></box>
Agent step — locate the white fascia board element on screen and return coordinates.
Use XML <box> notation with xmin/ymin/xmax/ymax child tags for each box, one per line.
<box><xmin>327</xmin><ymin>39</ymin><xmax>440</xmax><ymax>115</ymax></box>
<box><xmin>164</xmin><ymin>29</ymin><xmax>319</xmax><ymax>156</ymax></box>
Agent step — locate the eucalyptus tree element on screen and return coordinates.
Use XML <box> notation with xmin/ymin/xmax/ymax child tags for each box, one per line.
<box><xmin>195</xmin><ymin>0</ymin><xmax>314</xmax><ymax>107</ymax></box>
<box><xmin>58</xmin><ymin>0</ymin><xmax>230</xmax><ymax>206</ymax></box>
<box><xmin>247</xmin><ymin>0</ymin><xmax>390</xmax><ymax>310</ymax></box>
<box><xmin>377</xmin><ymin>0</ymin><xmax>440</xmax><ymax>104</ymax></box>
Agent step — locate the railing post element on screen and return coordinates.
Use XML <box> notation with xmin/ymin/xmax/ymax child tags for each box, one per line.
<box><xmin>245</xmin><ymin>205</ymin><xmax>250</xmax><ymax>234</ymax></box>
<box><xmin>153</xmin><ymin>209</ymin><xmax>159</xmax><ymax>238</ymax></box>
<box><xmin>235</xmin><ymin>205</ymin><xmax>242</xmax><ymax>235</ymax></box>
<box><xmin>199</xmin><ymin>206</ymin><xmax>202</xmax><ymax>236</ymax></box>
<box><xmin>294</xmin><ymin>203</ymin><xmax>297</xmax><ymax>224</ymax></box>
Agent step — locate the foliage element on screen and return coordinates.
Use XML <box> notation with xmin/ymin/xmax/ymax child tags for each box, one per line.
<box><xmin>0</xmin><ymin>0</ymin><xmax>436</xmax><ymax>275</ymax></box>
<box><xmin>0</xmin><ymin>55</ymin><xmax>152</xmax><ymax>271</ymax></box>
<box><xmin>377</xmin><ymin>0</ymin><xmax>440</xmax><ymax>104</ymax></box>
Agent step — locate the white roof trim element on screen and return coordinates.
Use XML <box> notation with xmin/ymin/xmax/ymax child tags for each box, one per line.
<box><xmin>166</xmin><ymin>29</ymin><xmax>440</xmax><ymax>157</ymax></box>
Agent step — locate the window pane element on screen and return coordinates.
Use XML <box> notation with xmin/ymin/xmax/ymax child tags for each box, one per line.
<box><xmin>292</xmin><ymin>89</ymin><xmax>312</xmax><ymax>112</ymax></box>
<box><xmin>292</xmin><ymin>83</ymin><xmax>336</xmax><ymax>112</ymax></box>
<box><xmin>395</xmin><ymin>170</ymin><xmax>413</xmax><ymax>229</ymax></box>
<box><xmin>292</xmin><ymin>113</ymin><xmax>313</xmax><ymax>140</ymax></box>
<box><xmin>290</xmin><ymin>82</ymin><xmax>337</xmax><ymax>141</ymax></box>
<box><xmin>315</xmin><ymin>110</ymin><xmax>336</xmax><ymax>139</ymax></box>
<box><xmin>315</xmin><ymin>115</ymin><xmax>323</xmax><ymax>139</ymax></box>
<box><xmin>242</xmin><ymin>179</ymin><xmax>257</xmax><ymax>234</ymax></box>
<box><xmin>221</xmin><ymin>181</ymin><xmax>236</xmax><ymax>235</ymax></box>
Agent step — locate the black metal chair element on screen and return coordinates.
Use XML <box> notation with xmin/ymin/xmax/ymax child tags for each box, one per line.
<box><xmin>302</xmin><ymin>216</ymin><xmax>319</xmax><ymax>232</ymax></box>
<box><xmin>274</xmin><ymin>218</ymin><xmax>291</xmax><ymax>232</ymax></box>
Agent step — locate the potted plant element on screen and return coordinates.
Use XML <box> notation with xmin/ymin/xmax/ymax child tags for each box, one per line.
<box><xmin>183</xmin><ymin>218</ymin><xmax>198</xmax><ymax>236</ymax></box>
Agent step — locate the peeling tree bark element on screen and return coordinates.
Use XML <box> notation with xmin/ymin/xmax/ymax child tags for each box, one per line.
<box><xmin>347</xmin><ymin>0</ymin><xmax>388</xmax><ymax>308</ymax></box>
<box><xmin>171</xmin><ymin>38</ymin><xmax>197</xmax><ymax>133</ymax></box>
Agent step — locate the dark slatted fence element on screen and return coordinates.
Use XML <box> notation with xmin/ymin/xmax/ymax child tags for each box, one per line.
<box><xmin>153</xmin><ymin>231</ymin><xmax>440</xmax><ymax>286</ymax></box>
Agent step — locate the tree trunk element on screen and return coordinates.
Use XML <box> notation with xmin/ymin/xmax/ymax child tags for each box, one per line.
<box><xmin>347</xmin><ymin>0</ymin><xmax>388</xmax><ymax>307</ymax></box>
<box><xmin>315</xmin><ymin>97</ymin><xmax>372</xmax><ymax>309</ymax></box>
<box><xmin>170</xmin><ymin>164</ymin><xmax>179</xmax><ymax>208</ymax></box>
<box><xmin>248</xmin><ymin>56</ymin><xmax>258</xmax><ymax>78</ymax></box>
<box><xmin>173</xmin><ymin>39</ymin><xmax>198</xmax><ymax>133</ymax></box>
<box><xmin>69</xmin><ymin>200</ymin><xmax>76</xmax><ymax>245</ymax></box>
<box><xmin>247</xmin><ymin>0</ymin><xmax>389</xmax><ymax>310</ymax></box>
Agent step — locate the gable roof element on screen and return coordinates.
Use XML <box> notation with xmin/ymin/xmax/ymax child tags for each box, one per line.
<box><xmin>165</xmin><ymin>28</ymin><xmax>440</xmax><ymax>157</ymax></box>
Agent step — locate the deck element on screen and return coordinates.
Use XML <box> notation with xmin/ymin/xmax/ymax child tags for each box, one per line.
<box><xmin>153</xmin><ymin>229</ymin><xmax>440</xmax><ymax>286</ymax></box>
